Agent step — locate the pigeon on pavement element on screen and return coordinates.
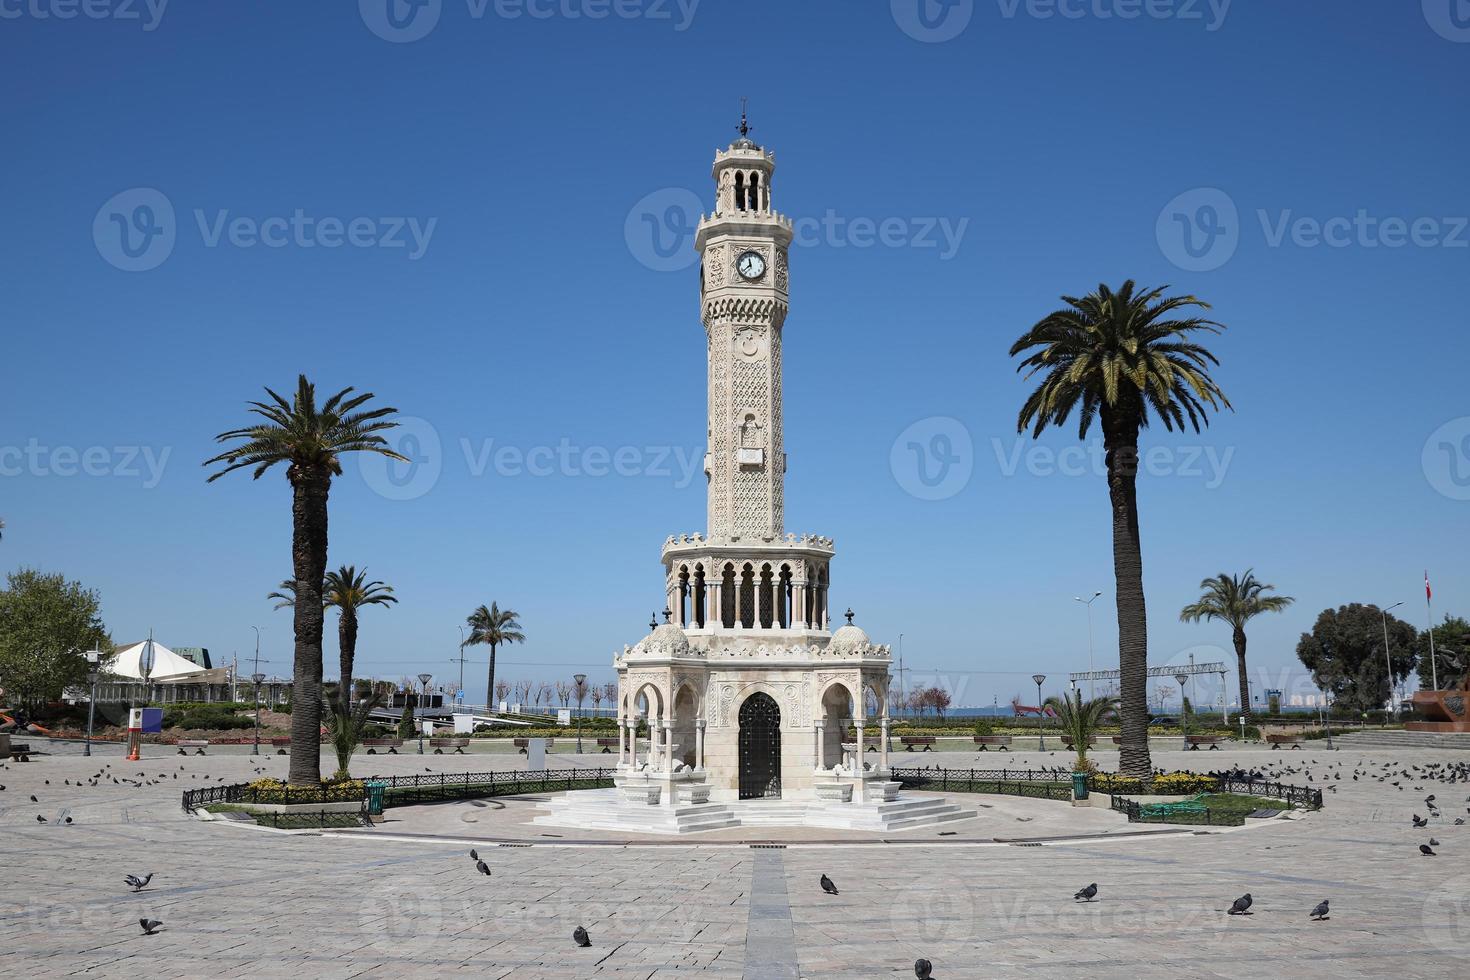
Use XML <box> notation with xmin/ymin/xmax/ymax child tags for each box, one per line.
<box><xmin>139</xmin><ymin>918</ymin><xmax>163</xmax><ymax>936</ymax></box>
<box><xmin>573</xmin><ymin>926</ymin><xmax>591</xmax><ymax>947</ymax></box>
<box><xmin>1228</xmin><ymin>894</ymin><xmax>1253</xmax><ymax>915</ymax></box>
<box><xmin>1074</xmin><ymin>883</ymin><xmax>1098</xmax><ymax>902</ymax></box>
<box><xmin>124</xmin><ymin>874</ymin><xmax>154</xmax><ymax>893</ymax></box>
<box><xmin>1310</xmin><ymin>900</ymin><xmax>1329</xmax><ymax>921</ymax></box>
<box><xmin>820</xmin><ymin>874</ymin><xmax>839</xmax><ymax>895</ymax></box>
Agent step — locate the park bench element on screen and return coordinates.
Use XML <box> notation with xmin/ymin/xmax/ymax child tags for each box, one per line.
<box><xmin>270</xmin><ymin>737</ymin><xmax>291</xmax><ymax>755</ymax></box>
<box><xmin>1140</xmin><ymin>792</ymin><xmax>1210</xmax><ymax>818</ymax></box>
<box><xmin>176</xmin><ymin>739</ymin><xmax>209</xmax><ymax>755</ymax></box>
<box><xmin>430</xmin><ymin>737</ymin><xmax>469</xmax><ymax>755</ymax></box>
<box><xmin>901</xmin><ymin>736</ymin><xmax>936</xmax><ymax>752</ymax></box>
<box><xmin>362</xmin><ymin>738</ymin><xmax>403</xmax><ymax>754</ymax></box>
<box><xmin>8</xmin><ymin>741</ymin><xmax>31</xmax><ymax>761</ymax></box>
<box><xmin>1186</xmin><ymin>734</ymin><xmax>1224</xmax><ymax>751</ymax></box>
<box><xmin>972</xmin><ymin>735</ymin><xmax>1012</xmax><ymax>752</ymax></box>
<box><xmin>597</xmin><ymin>737</ymin><xmax>619</xmax><ymax>753</ymax></box>
<box><xmin>1062</xmin><ymin>736</ymin><xmax>1097</xmax><ymax>750</ymax></box>
<box><xmin>513</xmin><ymin>737</ymin><xmax>554</xmax><ymax>755</ymax></box>
<box><xmin>1266</xmin><ymin>733</ymin><xmax>1304</xmax><ymax>750</ymax></box>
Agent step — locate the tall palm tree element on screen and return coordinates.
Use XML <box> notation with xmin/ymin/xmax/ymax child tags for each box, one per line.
<box><xmin>1011</xmin><ymin>281</ymin><xmax>1231</xmax><ymax>778</ymax></box>
<box><xmin>267</xmin><ymin>579</ymin><xmax>300</xmax><ymax>610</ymax></box>
<box><xmin>206</xmin><ymin>375</ymin><xmax>403</xmax><ymax>786</ymax></box>
<box><xmin>1044</xmin><ymin>691</ymin><xmax>1118</xmax><ymax>773</ymax></box>
<box><xmin>1180</xmin><ymin>570</ymin><xmax>1293</xmax><ymax>719</ymax></box>
<box><xmin>462</xmin><ymin>603</ymin><xmax>524</xmax><ymax>714</ymax></box>
<box><xmin>324</xmin><ymin>565</ymin><xmax>397</xmax><ymax>713</ymax></box>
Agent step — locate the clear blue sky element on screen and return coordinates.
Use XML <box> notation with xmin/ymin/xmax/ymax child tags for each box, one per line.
<box><xmin>3</xmin><ymin>1</ymin><xmax>1467</xmax><ymax>709</ymax></box>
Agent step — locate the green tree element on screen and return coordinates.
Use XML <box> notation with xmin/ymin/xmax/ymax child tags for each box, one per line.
<box><xmin>1043</xmin><ymin>691</ymin><xmax>1118</xmax><ymax>773</ymax></box>
<box><xmin>1416</xmin><ymin>615</ymin><xmax>1470</xmax><ymax>691</ymax></box>
<box><xmin>324</xmin><ymin>684</ymin><xmax>389</xmax><ymax>781</ymax></box>
<box><xmin>1179</xmin><ymin>570</ymin><xmax>1294</xmax><ymax>719</ymax></box>
<box><xmin>397</xmin><ymin>693</ymin><xmax>415</xmax><ymax>739</ymax></box>
<box><xmin>1296</xmin><ymin>604</ymin><xmax>1418</xmax><ymax>712</ymax></box>
<box><xmin>0</xmin><ymin>569</ymin><xmax>111</xmax><ymax>710</ymax></box>
<box><xmin>324</xmin><ymin>566</ymin><xmax>397</xmax><ymax>714</ymax></box>
<box><xmin>1011</xmin><ymin>281</ymin><xmax>1231</xmax><ymax>777</ymax></box>
<box><xmin>206</xmin><ymin>375</ymin><xmax>403</xmax><ymax>786</ymax></box>
<box><xmin>462</xmin><ymin>603</ymin><xmax>525</xmax><ymax>713</ymax></box>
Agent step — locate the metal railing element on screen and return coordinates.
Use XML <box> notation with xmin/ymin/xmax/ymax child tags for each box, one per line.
<box><xmin>376</xmin><ymin>768</ymin><xmax>616</xmax><ymax>806</ymax></box>
<box><xmin>890</xmin><ymin>767</ymin><xmax>1075</xmax><ymax>801</ymax></box>
<box><xmin>181</xmin><ymin>781</ymin><xmax>365</xmax><ymax>811</ymax></box>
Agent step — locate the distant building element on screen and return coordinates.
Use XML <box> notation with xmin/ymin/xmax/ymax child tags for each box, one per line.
<box><xmin>172</xmin><ymin>647</ymin><xmax>213</xmax><ymax>669</ymax></box>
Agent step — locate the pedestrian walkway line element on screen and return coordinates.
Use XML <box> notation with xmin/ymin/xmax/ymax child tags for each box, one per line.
<box><xmin>745</xmin><ymin>848</ymin><xmax>799</xmax><ymax>980</ymax></box>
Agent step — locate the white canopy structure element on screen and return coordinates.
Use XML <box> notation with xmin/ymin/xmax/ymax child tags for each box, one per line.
<box><xmin>109</xmin><ymin>640</ymin><xmax>211</xmax><ymax>681</ymax></box>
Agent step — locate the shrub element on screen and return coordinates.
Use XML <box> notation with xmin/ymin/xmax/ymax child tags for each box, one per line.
<box><xmin>974</xmin><ymin>719</ymin><xmax>995</xmax><ymax>737</ymax></box>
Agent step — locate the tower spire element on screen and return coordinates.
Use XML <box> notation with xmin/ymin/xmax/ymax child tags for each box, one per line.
<box><xmin>737</xmin><ymin>96</ymin><xmax>752</xmax><ymax>139</ymax></box>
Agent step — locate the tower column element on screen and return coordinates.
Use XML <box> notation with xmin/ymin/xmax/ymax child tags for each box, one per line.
<box><xmin>695</xmin><ymin>718</ymin><xmax>706</xmax><ymax>770</ymax></box>
<box><xmin>792</xmin><ymin>580</ymin><xmax>807</xmax><ymax>630</ymax></box>
<box><xmin>813</xmin><ymin>718</ymin><xmax>824</xmax><ymax>771</ymax></box>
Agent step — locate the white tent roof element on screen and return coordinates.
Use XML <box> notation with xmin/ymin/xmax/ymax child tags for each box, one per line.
<box><xmin>108</xmin><ymin>640</ymin><xmax>208</xmax><ymax>681</ymax></box>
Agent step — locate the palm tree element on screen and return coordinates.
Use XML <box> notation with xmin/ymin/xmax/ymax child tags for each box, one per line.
<box><xmin>267</xmin><ymin>579</ymin><xmax>300</xmax><ymax>610</ymax></box>
<box><xmin>1180</xmin><ymin>570</ymin><xmax>1293</xmax><ymax>719</ymax></box>
<box><xmin>206</xmin><ymin>375</ymin><xmax>403</xmax><ymax>786</ymax></box>
<box><xmin>324</xmin><ymin>566</ymin><xmax>397</xmax><ymax>713</ymax></box>
<box><xmin>1011</xmin><ymin>281</ymin><xmax>1231</xmax><ymax>778</ymax></box>
<box><xmin>324</xmin><ymin>685</ymin><xmax>389</xmax><ymax>781</ymax></box>
<box><xmin>462</xmin><ymin>603</ymin><xmax>524</xmax><ymax>714</ymax></box>
<box><xmin>1044</xmin><ymin>691</ymin><xmax>1118</xmax><ymax>773</ymax></box>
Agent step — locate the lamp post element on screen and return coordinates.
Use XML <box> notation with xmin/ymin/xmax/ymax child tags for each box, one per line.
<box><xmin>83</xmin><ymin>650</ymin><xmax>102</xmax><ymax>757</ymax></box>
<box><xmin>251</xmin><ymin>672</ymin><xmax>265</xmax><ymax>756</ymax></box>
<box><xmin>1174</xmin><ymin>672</ymin><xmax>1190</xmax><ymax>745</ymax></box>
<box><xmin>573</xmin><ymin>673</ymin><xmax>588</xmax><ymax>754</ymax></box>
<box><xmin>1073</xmin><ymin>592</ymin><xmax>1102</xmax><ymax>700</ymax></box>
<box><xmin>1380</xmin><ymin>601</ymin><xmax>1404</xmax><ymax>717</ymax></box>
<box><xmin>417</xmin><ymin>672</ymin><xmax>432</xmax><ymax>754</ymax></box>
<box><xmin>1032</xmin><ymin>673</ymin><xmax>1047</xmax><ymax>750</ymax></box>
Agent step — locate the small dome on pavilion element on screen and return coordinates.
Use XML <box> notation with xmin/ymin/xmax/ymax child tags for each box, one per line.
<box><xmin>632</xmin><ymin>613</ymin><xmax>691</xmax><ymax>657</ymax></box>
<box><xmin>828</xmin><ymin>609</ymin><xmax>870</xmax><ymax>652</ymax></box>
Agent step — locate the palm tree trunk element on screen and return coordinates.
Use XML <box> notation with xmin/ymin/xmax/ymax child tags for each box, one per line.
<box><xmin>1233</xmin><ymin>626</ymin><xmax>1249</xmax><ymax>718</ymax></box>
<box><xmin>339</xmin><ymin>609</ymin><xmax>358</xmax><ymax>715</ymax></box>
<box><xmin>288</xmin><ymin>465</ymin><xmax>330</xmax><ymax>786</ymax></box>
<box><xmin>1104</xmin><ymin>408</ymin><xmax>1152</xmax><ymax>779</ymax></box>
<box><xmin>487</xmin><ymin>642</ymin><xmax>497</xmax><ymax>714</ymax></box>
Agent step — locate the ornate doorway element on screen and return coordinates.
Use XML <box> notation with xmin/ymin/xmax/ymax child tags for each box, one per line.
<box><xmin>738</xmin><ymin>692</ymin><xmax>782</xmax><ymax>799</ymax></box>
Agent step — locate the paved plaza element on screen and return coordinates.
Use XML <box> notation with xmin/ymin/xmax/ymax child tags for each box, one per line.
<box><xmin>3</xmin><ymin>742</ymin><xmax>1469</xmax><ymax>978</ymax></box>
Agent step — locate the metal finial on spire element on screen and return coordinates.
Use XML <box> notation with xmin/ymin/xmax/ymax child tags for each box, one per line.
<box><xmin>649</xmin><ymin>613</ymin><xmax>658</xmax><ymax>631</ymax></box>
<box><xmin>737</xmin><ymin>96</ymin><xmax>752</xmax><ymax>138</ymax></box>
<box><xmin>662</xmin><ymin>608</ymin><xmax>673</xmax><ymax>624</ymax></box>
<box><xmin>844</xmin><ymin>608</ymin><xmax>855</xmax><ymax>625</ymax></box>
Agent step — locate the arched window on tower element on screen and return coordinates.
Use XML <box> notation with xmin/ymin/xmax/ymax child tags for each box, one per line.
<box><xmin>693</xmin><ymin>564</ymin><xmax>706</xmax><ymax>629</ymax></box>
<box><xmin>750</xmin><ymin>172</ymin><xmax>762</xmax><ymax>213</ymax></box>
<box><xmin>734</xmin><ymin>171</ymin><xmax>746</xmax><ymax>212</ymax></box>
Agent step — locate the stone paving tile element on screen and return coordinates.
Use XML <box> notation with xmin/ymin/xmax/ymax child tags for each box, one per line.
<box><xmin>3</xmin><ymin>743</ymin><xmax>1470</xmax><ymax>977</ymax></box>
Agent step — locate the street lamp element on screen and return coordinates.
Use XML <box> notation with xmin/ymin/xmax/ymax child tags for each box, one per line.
<box><xmin>417</xmin><ymin>672</ymin><xmax>433</xmax><ymax>754</ymax></box>
<box><xmin>1174</xmin><ymin>672</ymin><xmax>1190</xmax><ymax>744</ymax></box>
<box><xmin>1032</xmin><ymin>674</ymin><xmax>1047</xmax><ymax>750</ymax></box>
<box><xmin>1074</xmin><ymin>592</ymin><xmax>1102</xmax><ymax>700</ymax></box>
<box><xmin>1381</xmin><ymin>601</ymin><xmax>1404</xmax><ymax>717</ymax></box>
<box><xmin>83</xmin><ymin>650</ymin><xmax>103</xmax><ymax>757</ymax></box>
<box><xmin>251</xmin><ymin>672</ymin><xmax>265</xmax><ymax>756</ymax></box>
<box><xmin>573</xmin><ymin>673</ymin><xmax>588</xmax><ymax>754</ymax></box>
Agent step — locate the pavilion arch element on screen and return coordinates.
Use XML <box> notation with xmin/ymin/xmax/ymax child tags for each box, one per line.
<box><xmin>818</xmin><ymin>681</ymin><xmax>855</xmax><ymax>769</ymax></box>
<box><xmin>671</xmin><ymin>682</ymin><xmax>700</xmax><ymax>769</ymax></box>
<box><xmin>631</xmin><ymin>682</ymin><xmax>664</xmax><ymax>722</ymax></box>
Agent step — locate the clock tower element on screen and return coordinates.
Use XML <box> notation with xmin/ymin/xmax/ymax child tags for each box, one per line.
<box><xmin>694</xmin><ymin>115</ymin><xmax>793</xmax><ymax>542</ymax></box>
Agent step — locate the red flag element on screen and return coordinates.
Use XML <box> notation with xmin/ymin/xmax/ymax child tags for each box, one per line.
<box><xmin>1426</xmin><ymin>571</ymin><xmax>1432</xmax><ymax>602</ymax></box>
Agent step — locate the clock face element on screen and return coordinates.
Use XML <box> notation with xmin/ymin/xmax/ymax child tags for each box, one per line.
<box><xmin>737</xmin><ymin>250</ymin><xmax>766</xmax><ymax>281</ymax></box>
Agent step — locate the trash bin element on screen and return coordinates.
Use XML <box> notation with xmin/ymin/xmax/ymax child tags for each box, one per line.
<box><xmin>1071</xmin><ymin>772</ymin><xmax>1089</xmax><ymax>801</ymax></box>
<box><xmin>365</xmin><ymin>780</ymin><xmax>386</xmax><ymax>817</ymax></box>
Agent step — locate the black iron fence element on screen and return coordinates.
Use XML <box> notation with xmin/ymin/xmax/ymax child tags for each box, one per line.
<box><xmin>377</xmin><ymin>768</ymin><xmax>616</xmax><ymax>805</ymax></box>
<box><xmin>1217</xmin><ymin>777</ymin><xmax>1323</xmax><ymax>809</ymax></box>
<box><xmin>890</xmin><ymin>767</ymin><xmax>1074</xmax><ymax>801</ymax></box>
<box><xmin>181</xmin><ymin>782</ymin><xmax>364</xmax><ymax>811</ymax></box>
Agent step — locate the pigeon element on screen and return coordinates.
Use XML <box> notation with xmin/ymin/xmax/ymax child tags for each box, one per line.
<box><xmin>476</xmin><ymin>859</ymin><xmax>491</xmax><ymax>876</ymax></box>
<box><xmin>64</xmin><ymin>817</ymin><xmax>72</xmax><ymax>825</ymax></box>
<box><xmin>124</xmin><ymin>874</ymin><xmax>153</xmax><ymax>892</ymax></box>
<box><xmin>1228</xmin><ymin>894</ymin><xmax>1253</xmax><ymax>915</ymax></box>
<box><xmin>1430</xmin><ymin>837</ymin><xmax>1441</xmax><ymax>847</ymax></box>
<box><xmin>139</xmin><ymin>918</ymin><xmax>162</xmax><ymax>935</ymax></box>
<box><xmin>469</xmin><ymin>849</ymin><xmax>478</xmax><ymax>861</ymax></box>
<box><xmin>1455</xmin><ymin>819</ymin><xmax>1465</xmax><ymax>826</ymax></box>
<box><xmin>35</xmin><ymin>815</ymin><xmax>46</xmax><ymax>823</ymax></box>
<box><xmin>1074</xmin><ymin>883</ymin><xmax>1098</xmax><ymax>903</ymax></box>
<box><xmin>915</xmin><ymin>958</ymin><xmax>933</xmax><ymax>979</ymax></box>
<box><xmin>1310</xmin><ymin>900</ymin><xmax>1329</xmax><ymax>921</ymax></box>
<box><xmin>573</xmin><ymin>925</ymin><xmax>591</xmax><ymax>947</ymax></box>
<box><xmin>29</xmin><ymin>795</ymin><xmax>37</xmax><ymax>802</ymax></box>
<box><xmin>820</xmin><ymin>874</ymin><xmax>839</xmax><ymax>895</ymax></box>
<box><xmin>1422</xmin><ymin>844</ymin><xmax>1437</xmax><ymax>856</ymax></box>
<box><xmin>1413</xmin><ymin>815</ymin><xmax>1428</xmax><ymax>828</ymax></box>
